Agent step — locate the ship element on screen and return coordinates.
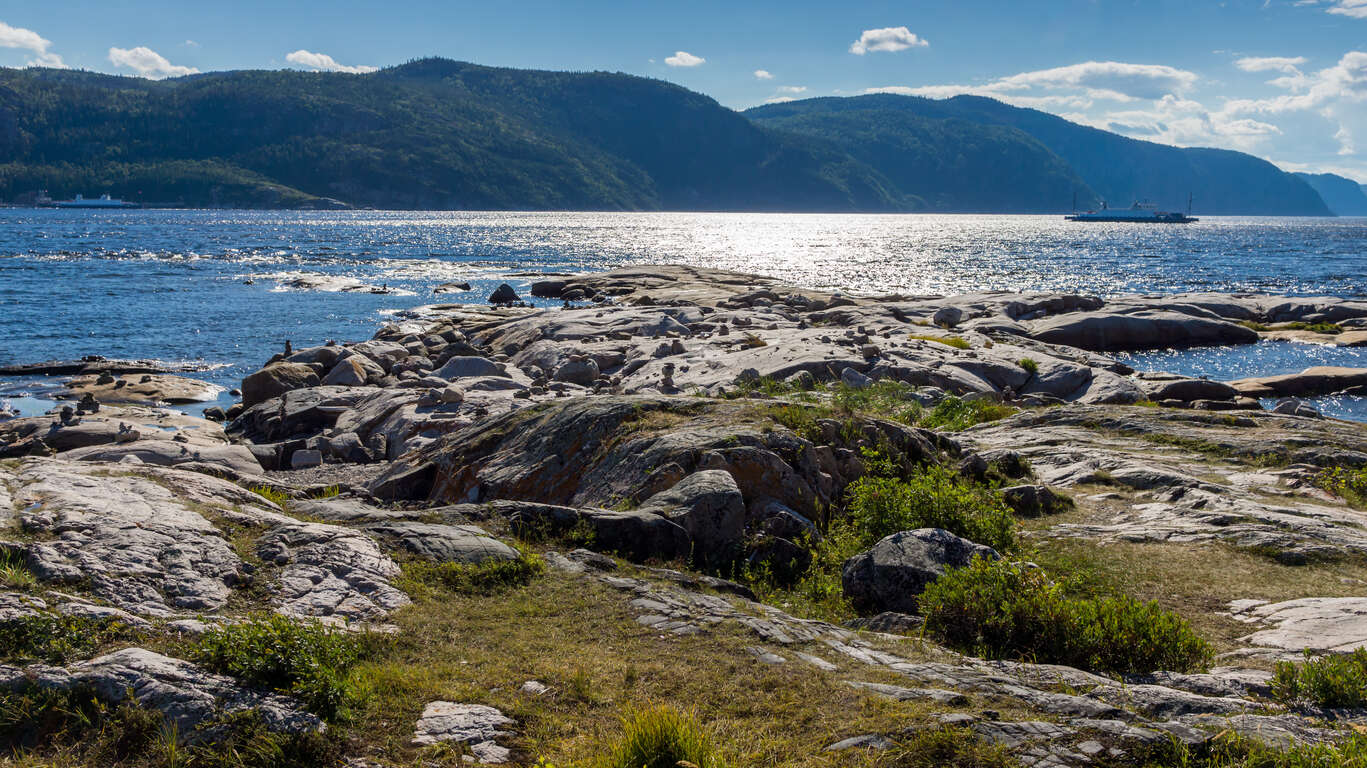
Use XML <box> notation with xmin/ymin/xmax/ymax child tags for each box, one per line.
<box><xmin>52</xmin><ymin>193</ymin><xmax>139</xmax><ymax>209</ymax></box>
<box><xmin>1065</xmin><ymin>198</ymin><xmax>1197</xmax><ymax>223</ymax></box>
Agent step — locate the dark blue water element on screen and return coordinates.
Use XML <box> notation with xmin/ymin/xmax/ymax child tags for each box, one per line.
<box><xmin>1</xmin><ymin>209</ymin><xmax>1364</xmax><ymax>418</ymax></box>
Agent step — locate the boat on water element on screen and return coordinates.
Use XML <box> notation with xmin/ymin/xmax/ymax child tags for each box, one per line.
<box><xmin>1066</xmin><ymin>200</ymin><xmax>1197</xmax><ymax>223</ymax></box>
<box><xmin>52</xmin><ymin>193</ymin><xmax>139</xmax><ymax>209</ymax></box>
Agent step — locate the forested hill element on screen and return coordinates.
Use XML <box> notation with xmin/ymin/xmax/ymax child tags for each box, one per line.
<box><xmin>0</xmin><ymin>60</ymin><xmax>907</xmax><ymax>211</ymax></box>
<box><xmin>747</xmin><ymin>94</ymin><xmax>1332</xmax><ymax>216</ymax></box>
<box><xmin>0</xmin><ymin>59</ymin><xmax>1336</xmax><ymax>214</ymax></box>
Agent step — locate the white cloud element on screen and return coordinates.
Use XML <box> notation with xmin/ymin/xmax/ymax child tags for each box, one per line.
<box><xmin>108</xmin><ymin>46</ymin><xmax>198</xmax><ymax>78</ymax></box>
<box><xmin>994</xmin><ymin>61</ymin><xmax>1199</xmax><ymax>100</ymax></box>
<box><xmin>665</xmin><ymin>50</ymin><xmax>704</xmax><ymax>67</ymax></box>
<box><xmin>284</xmin><ymin>49</ymin><xmax>378</xmax><ymax>74</ymax></box>
<box><xmin>1224</xmin><ymin>51</ymin><xmax>1367</xmax><ymax>114</ymax></box>
<box><xmin>849</xmin><ymin>26</ymin><xmax>928</xmax><ymax>55</ymax></box>
<box><xmin>1326</xmin><ymin>0</ymin><xmax>1367</xmax><ymax>18</ymax></box>
<box><xmin>1236</xmin><ymin>56</ymin><xmax>1307</xmax><ymax>73</ymax></box>
<box><xmin>776</xmin><ymin>85</ymin><xmax>807</xmax><ymax>94</ymax></box>
<box><xmin>754</xmin><ymin>69</ymin><xmax>774</xmax><ymax>80</ymax></box>
<box><xmin>0</xmin><ymin>20</ymin><xmax>64</xmax><ymax>67</ymax></box>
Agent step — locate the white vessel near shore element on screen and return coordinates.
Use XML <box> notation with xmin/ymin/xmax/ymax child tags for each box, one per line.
<box><xmin>51</xmin><ymin>193</ymin><xmax>139</xmax><ymax>209</ymax></box>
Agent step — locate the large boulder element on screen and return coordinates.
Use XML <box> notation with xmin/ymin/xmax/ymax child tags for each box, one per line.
<box><xmin>434</xmin><ymin>356</ymin><xmax>506</xmax><ymax>380</ymax></box>
<box><xmin>240</xmin><ymin>363</ymin><xmax>320</xmax><ymax>407</ymax></box>
<box><xmin>1030</xmin><ymin>311</ymin><xmax>1257</xmax><ymax>352</ymax></box>
<box><xmin>322</xmin><ymin>354</ymin><xmax>385</xmax><ymax>387</ymax></box>
<box><xmin>60</xmin><ymin>440</ymin><xmax>263</xmax><ymax>477</ymax></box>
<box><xmin>636</xmin><ymin>470</ymin><xmax>746</xmax><ymax>565</ymax></box>
<box><xmin>841</xmin><ymin>528</ymin><xmax>999</xmax><ymax>614</ymax></box>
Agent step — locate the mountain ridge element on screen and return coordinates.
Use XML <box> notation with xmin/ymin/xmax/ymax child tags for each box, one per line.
<box><xmin>0</xmin><ymin>58</ymin><xmax>1336</xmax><ymax>215</ymax></box>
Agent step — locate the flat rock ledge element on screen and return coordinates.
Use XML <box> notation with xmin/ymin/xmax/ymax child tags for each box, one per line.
<box><xmin>411</xmin><ymin>701</ymin><xmax>516</xmax><ymax>763</ymax></box>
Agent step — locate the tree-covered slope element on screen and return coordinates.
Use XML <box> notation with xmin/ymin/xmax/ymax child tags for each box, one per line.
<box><xmin>747</xmin><ymin>107</ymin><xmax>1094</xmax><ymax>212</ymax></box>
<box><xmin>0</xmin><ymin>61</ymin><xmax>907</xmax><ymax>211</ymax></box>
<box><xmin>748</xmin><ymin>94</ymin><xmax>1332</xmax><ymax>216</ymax></box>
<box><xmin>1295</xmin><ymin>172</ymin><xmax>1367</xmax><ymax>216</ymax></box>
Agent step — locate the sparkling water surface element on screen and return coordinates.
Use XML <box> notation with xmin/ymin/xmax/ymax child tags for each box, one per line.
<box><xmin>1</xmin><ymin>209</ymin><xmax>1364</xmax><ymax>418</ymax></box>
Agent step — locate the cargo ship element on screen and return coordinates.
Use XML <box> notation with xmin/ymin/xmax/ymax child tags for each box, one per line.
<box><xmin>1066</xmin><ymin>199</ymin><xmax>1196</xmax><ymax>223</ymax></box>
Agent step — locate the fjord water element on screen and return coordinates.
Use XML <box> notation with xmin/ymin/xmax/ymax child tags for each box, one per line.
<box><xmin>1</xmin><ymin>209</ymin><xmax>1364</xmax><ymax>417</ymax></box>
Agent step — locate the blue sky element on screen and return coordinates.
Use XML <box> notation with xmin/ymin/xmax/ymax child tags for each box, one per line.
<box><xmin>3</xmin><ymin>0</ymin><xmax>1365</xmax><ymax>180</ymax></box>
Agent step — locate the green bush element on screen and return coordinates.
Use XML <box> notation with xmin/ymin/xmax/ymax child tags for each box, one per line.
<box><xmin>401</xmin><ymin>550</ymin><xmax>547</xmax><ymax>595</ymax></box>
<box><xmin>1272</xmin><ymin>649</ymin><xmax>1367</xmax><ymax>709</ymax></box>
<box><xmin>844</xmin><ymin>466</ymin><xmax>1016</xmax><ymax>552</ymax></box>
<box><xmin>192</xmin><ymin>615</ymin><xmax>368</xmax><ymax>722</ymax></box>
<box><xmin>833</xmin><ymin>380</ymin><xmax>925</xmax><ymax>424</ymax></box>
<box><xmin>605</xmin><ymin>705</ymin><xmax>725</xmax><ymax>768</ymax></box>
<box><xmin>0</xmin><ymin>614</ymin><xmax>135</xmax><ymax>664</ymax></box>
<box><xmin>920</xmin><ymin>396</ymin><xmax>1015</xmax><ymax>432</ymax></box>
<box><xmin>920</xmin><ymin>558</ymin><xmax>1212</xmax><ymax>675</ymax></box>
<box><xmin>1017</xmin><ymin>357</ymin><xmax>1039</xmax><ymax>375</ymax></box>
<box><xmin>1314</xmin><ymin>466</ymin><xmax>1367</xmax><ymax>509</ymax></box>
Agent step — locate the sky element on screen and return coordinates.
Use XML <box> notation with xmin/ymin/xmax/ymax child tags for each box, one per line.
<box><xmin>2</xmin><ymin>0</ymin><xmax>1365</xmax><ymax>182</ymax></box>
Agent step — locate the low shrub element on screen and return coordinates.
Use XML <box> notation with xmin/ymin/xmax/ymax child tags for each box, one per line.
<box><xmin>0</xmin><ymin>686</ymin><xmax>341</xmax><ymax>767</ymax></box>
<box><xmin>909</xmin><ymin>334</ymin><xmax>971</xmax><ymax>350</ymax></box>
<box><xmin>1314</xmin><ymin>466</ymin><xmax>1367</xmax><ymax>509</ymax></box>
<box><xmin>833</xmin><ymin>380</ymin><xmax>924</xmax><ymax>424</ymax></box>
<box><xmin>605</xmin><ymin>705</ymin><xmax>726</xmax><ymax>768</ymax></box>
<box><xmin>0</xmin><ymin>614</ymin><xmax>135</xmax><ymax>664</ymax></box>
<box><xmin>1017</xmin><ymin>357</ymin><xmax>1039</xmax><ymax>375</ymax></box>
<box><xmin>1272</xmin><ymin>649</ymin><xmax>1367</xmax><ymax>708</ymax></box>
<box><xmin>192</xmin><ymin>615</ymin><xmax>369</xmax><ymax>722</ymax></box>
<box><xmin>746</xmin><ymin>524</ymin><xmax>863</xmax><ymax>622</ymax></box>
<box><xmin>843</xmin><ymin>466</ymin><xmax>1016</xmax><ymax>552</ymax></box>
<box><xmin>1282</xmin><ymin>321</ymin><xmax>1342</xmax><ymax>335</ymax></box>
<box><xmin>919</xmin><ymin>396</ymin><xmax>1015</xmax><ymax>432</ymax></box>
<box><xmin>401</xmin><ymin>550</ymin><xmax>547</xmax><ymax>595</ymax></box>
<box><xmin>919</xmin><ymin>557</ymin><xmax>1212</xmax><ymax>676</ymax></box>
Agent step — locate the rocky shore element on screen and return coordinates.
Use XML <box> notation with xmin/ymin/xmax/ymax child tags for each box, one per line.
<box><xmin>3</xmin><ymin>265</ymin><xmax>1367</xmax><ymax>766</ymax></box>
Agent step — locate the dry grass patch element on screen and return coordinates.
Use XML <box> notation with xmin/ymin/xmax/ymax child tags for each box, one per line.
<box><xmin>350</xmin><ymin>570</ymin><xmax>955</xmax><ymax>766</ymax></box>
<box><xmin>1026</xmin><ymin>538</ymin><xmax>1367</xmax><ymax>659</ymax></box>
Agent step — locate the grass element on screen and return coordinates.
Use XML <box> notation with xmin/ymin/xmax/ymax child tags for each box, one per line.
<box><xmin>909</xmin><ymin>334</ymin><xmax>971</xmax><ymax>350</ymax></box>
<box><xmin>1281</xmin><ymin>321</ymin><xmax>1342</xmax><ymax>335</ymax></box>
<box><xmin>399</xmin><ymin>549</ymin><xmax>547</xmax><ymax>596</ymax></box>
<box><xmin>350</xmin><ymin>570</ymin><xmax>945</xmax><ymax>766</ymax></box>
<box><xmin>1023</xmin><ymin>538</ymin><xmax>1367</xmax><ymax>658</ymax></box>
<box><xmin>1017</xmin><ymin>358</ymin><xmax>1039</xmax><ymax>375</ymax></box>
<box><xmin>0</xmin><ymin>614</ymin><xmax>139</xmax><ymax>665</ymax></box>
<box><xmin>878</xmin><ymin>726</ymin><xmax>1016</xmax><ymax>768</ymax></box>
<box><xmin>746</xmin><ymin>525</ymin><xmax>862</xmax><ymax>622</ymax></box>
<box><xmin>843</xmin><ymin>466</ymin><xmax>1017</xmax><ymax>552</ymax></box>
<box><xmin>249</xmin><ymin>485</ymin><xmax>290</xmax><ymax>507</ymax></box>
<box><xmin>0</xmin><ymin>549</ymin><xmax>36</xmax><ymax>591</ymax></box>
<box><xmin>191</xmin><ymin>614</ymin><xmax>375</xmax><ymax>723</ymax></box>
<box><xmin>919</xmin><ymin>557</ymin><xmax>1212</xmax><ymax>676</ymax></box>
<box><xmin>919</xmin><ymin>397</ymin><xmax>1016</xmax><ymax>432</ymax></box>
<box><xmin>603</xmin><ymin>705</ymin><xmax>726</xmax><ymax>768</ymax></box>
<box><xmin>1272</xmin><ymin>649</ymin><xmax>1367</xmax><ymax>708</ymax></box>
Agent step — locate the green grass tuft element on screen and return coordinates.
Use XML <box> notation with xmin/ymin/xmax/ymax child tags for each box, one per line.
<box><xmin>919</xmin><ymin>396</ymin><xmax>1016</xmax><ymax>432</ymax></box>
<box><xmin>1017</xmin><ymin>357</ymin><xmax>1039</xmax><ymax>375</ymax></box>
<box><xmin>604</xmin><ymin>705</ymin><xmax>726</xmax><ymax>768</ymax></box>
<box><xmin>878</xmin><ymin>726</ymin><xmax>1017</xmax><ymax>768</ymax></box>
<box><xmin>249</xmin><ymin>485</ymin><xmax>290</xmax><ymax>507</ymax></box>
<box><xmin>1315</xmin><ymin>466</ymin><xmax>1367</xmax><ymax>510</ymax></box>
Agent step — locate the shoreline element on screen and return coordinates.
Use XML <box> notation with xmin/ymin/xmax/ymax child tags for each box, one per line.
<box><xmin>5</xmin><ymin>265</ymin><xmax>1367</xmax><ymax>761</ymax></box>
